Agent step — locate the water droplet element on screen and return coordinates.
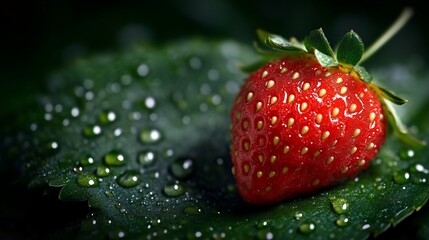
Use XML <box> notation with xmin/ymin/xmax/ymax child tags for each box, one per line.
<box><xmin>412</xmin><ymin>176</ymin><xmax>427</xmax><ymax>184</ymax></box>
<box><xmin>409</xmin><ymin>163</ymin><xmax>429</xmax><ymax>174</ymax></box>
<box><xmin>45</xmin><ymin>141</ymin><xmax>60</xmax><ymax>155</ymax></box>
<box><xmin>182</xmin><ymin>205</ymin><xmax>202</xmax><ymax>215</ymax></box>
<box><xmin>80</xmin><ymin>154</ymin><xmax>95</xmax><ymax>166</ymax></box>
<box><xmin>211</xmin><ymin>95</ymin><xmax>222</xmax><ymax>105</ymax></box>
<box><xmin>256</xmin><ymin>220</ymin><xmax>270</xmax><ymax>229</ymax></box>
<box><xmin>361</xmin><ymin>223</ymin><xmax>371</xmax><ymax>230</ymax></box>
<box><xmin>144</xmin><ymin>96</ymin><xmax>156</xmax><ymax>109</ymax></box>
<box><xmin>30</xmin><ymin>123</ymin><xmax>38</xmax><ymax>131</ymax></box>
<box><xmin>207</xmin><ymin>69</ymin><xmax>219</xmax><ymax>81</ymax></box>
<box><xmin>138</xmin><ymin>150</ymin><xmax>156</xmax><ymax>166</ymax></box>
<box><xmin>400</xmin><ymin>149</ymin><xmax>415</xmax><ymax>159</ymax></box>
<box><xmin>294</xmin><ymin>212</ymin><xmax>303</xmax><ymax>220</ymax></box>
<box><xmin>163</xmin><ymin>182</ymin><xmax>185</xmax><ymax>197</ymax></box>
<box><xmin>104</xmin><ymin>151</ymin><xmax>126</xmax><ymax>166</ymax></box>
<box><xmin>140</xmin><ymin>129</ymin><xmax>162</xmax><ymax>144</ymax></box>
<box><xmin>77</xmin><ymin>173</ymin><xmax>99</xmax><ymax>187</ymax></box>
<box><xmin>120</xmin><ymin>74</ymin><xmax>133</xmax><ymax>86</ymax></box>
<box><xmin>113</xmin><ymin>128</ymin><xmax>122</xmax><ymax>137</ymax></box>
<box><xmin>96</xmin><ymin>165</ymin><xmax>111</xmax><ymax>177</ymax></box>
<box><xmin>299</xmin><ymin>223</ymin><xmax>315</xmax><ymax>234</ymax></box>
<box><xmin>330</xmin><ymin>198</ymin><xmax>350</xmax><ymax>214</ymax></box>
<box><xmin>189</xmin><ymin>57</ymin><xmax>202</xmax><ymax>70</ymax></box>
<box><xmin>117</xmin><ymin>170</ymin><xmax>141</xmax><ymax>188</ymax></box>
<box><xmin>83</xmin><ymin>124</ymin><xmax>102</xmax><ymax>138</ymax></box>
<box><xmin>137</xmin><ymin>63</ymin><xmax>150</xmax><ymax>77</ymax></box>
<box><xmin>336</xmin><ymin>215</ymin><xmax>349</xmax><ymax>227</ymax></box>
<box><xmin>393</xmin><ymin>171</ymin><xmax>411</xmax><ymax>184</ymax></box>
<box><xmin>108</xmin><ymin>229</ymin><xmax>126</xmax><ymax>239</ymax></box>
<box><xmin>71</xmin><ymin>107</ymin><xmax>80</xmax><ymax>117</ymax></box>
<box><xmin>98</xmin><ymin>110</ymin><xmax>117</xmax><ymax>124</ymax></box>
<box><xmin>170</xmin><ymin>157</ymin><xmax>194</xmax><ymax>179</ymax></box>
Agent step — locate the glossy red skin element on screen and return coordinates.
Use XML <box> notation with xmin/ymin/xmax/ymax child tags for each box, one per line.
<box><xmin>230</xmin><ymin>56</ymin><xmax>386</xmax><ymax>205</ymax></box>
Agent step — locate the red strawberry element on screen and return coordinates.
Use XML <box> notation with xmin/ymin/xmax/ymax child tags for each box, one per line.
<box><xmin>230</xmin><ymin>9</ymin><xmax>423</xmax><ymax>205</ymax></box>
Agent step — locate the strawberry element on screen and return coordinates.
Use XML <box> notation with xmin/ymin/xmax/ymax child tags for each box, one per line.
<box><xmin>230</xmin><ymin>9</ymin><xmax>424</xmax><ymax>205</ymax></box>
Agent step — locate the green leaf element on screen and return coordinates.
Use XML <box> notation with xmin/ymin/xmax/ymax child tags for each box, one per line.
<box><xmin>336</xmin><ymin>30</ymin><xmax>364</xmax><ymax>66</ymax></box>
<box><xmin>1</xmin><ymin>39</ymin><xmax>429</xmax><ymax>239</ymax></box>
<box><xmin>353</xmin><ymin>65</ymin><xmax>372</xmax><ymax>83</ymax></box>
<box><xmin>257</xmin><ymin>29</ymin><xmax>305</xmax><ymax>52</ymax></box>
<box><xmin>304</xmin><ymin>28</ymin><xmax>335</xmax><ymax>58</ymax></box>
<box><xmin>374</xmin><ymin>84</ymin><xmax>408</xmax><ymax>105</ymax></box>
<box><xmin>315</xmin><ymin>49</ymin><xmax>337</xmax><ymax>67</ymax></box>
<box><xmin>381</xmin><ymin>99</ymin><xmax>426</xmax><ymax>148</ymax></box>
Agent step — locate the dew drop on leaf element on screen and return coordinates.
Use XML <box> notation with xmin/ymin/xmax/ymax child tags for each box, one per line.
<box><xmin>96</xmin><ymin>165</ymin><xmax>111</xmax><ymax>177</ymax></box>
<box><xmin>140</xmin><ymin>129</ymin><xmax>162</xmax><ymax>144</ymax></box>
<box><xmin>256</xmin><ymin>220</ymin><xmax>270</xmax><ymax>229</ymax></box>
<box><xmin>73</xmin><ymin>166</ymin><xmax>83</xmax><ymax>173</ymax></box>
<box><xmin>361</xmin><ymin>223</ymin><xmax>371</xmax><ymax>231</ymax></box>
<box><xmin>330</xmin><ymin>198</ymin><xmax>350</xmax><ymax>214</ymax></box>
<box><xmin>77</xmin><ymin>173</ymin><xmax>99</xmax><ymax>188</ymax></box>
<box><xmin>409</xmin><ymin>163</ymin><xmax>429</xmax><ymax>174</ymax></box>
<box><xmin>170</xmin><ymin>157</ymin><xmax>194</xmax><ymax>179</ymax></box>
<box><xmin>46</xmin><ymin>141</ymin><xmax>60</xmax><ymax>155</ymax></box>
<box><xmin>108</xmin><ymin>229</ymin><xmax>126</xmax><ymax>239</ymax></box>
<box><xmin>182</xmin><ymin>205</ymin><xmax>202</xmax><ymax>216</ymax></box>
<box><xmin>138</xmin><ymin>150</ymin><xmax>156</xmax><ymax>166</ymax></box>
<box><xmin>137</xmin><ymin>63</ymin><xmax>150</xmax><ymax>77</ymax></box>
<box><xmin>298</xmin><ymin>223</ymin><xmax>315</xmax><ymax>234</ymax></box>
<box><xmin>144</xmin><ymin>96</ymin><xmax>156</xmax><ymax>110</ymax></box>
<box><xmin>70</xmin><ymin>107</ymin><xmax>80</xmax><ymax>117</ymax></box>
<box><xmin>98</xmin><ymin>110</ymin><xmax>117</xmax><ymax>124</ymax></box>
<box><xmin>117</xmin><ymin>170</ymin><xmax>141</xmax><ymax>188</ymax></box>
<box><xmin>393</xmin><ymin>171</ymin><xmax>411</xmax><ymax>184</ymax></box>
<box><xmin>163</xmin><ymin>182</ymin><xmax>185</xmax><ymax>197</ymax></box>
<box><xmin>294</xmin><ymin>212</ymin><xmax>303</xmax><ymax>220</ymax></box>
<box><xmin>80</xmin><ymin>154</ymin><xmax>95</xmax><ymax>166</ymax></box>
<box><xmin>104</xmin><ymin>151</ymin><xmax>126</xmax><ymax>166</ymax></box>
<box><xmin>400</xmin><ymin>149</ymin><xmax>415</xmax><ymax>159</ymax></box>
<box><xmin>336</xmin><ymin>215</ymin><xmax>350</xmax><ymax>227</ymax></box>
<box><xmin>83</xmin><ymin>124</ymin><xmax>102</xmax><ymax>138</ymax></box>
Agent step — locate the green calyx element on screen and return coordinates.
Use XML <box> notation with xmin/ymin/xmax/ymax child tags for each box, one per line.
<box><xmin>251</xmin><ymin>7</ymin><xmax>425</xmax><ymax>148</ymax></box>
<box><xmin>255</xmin><ymin>28</ymin><xmax>370</xmax><ymax>81</ymax></box>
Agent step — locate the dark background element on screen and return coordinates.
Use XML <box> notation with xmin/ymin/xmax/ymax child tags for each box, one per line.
<box><xmin>1</xmin><ymin>1</ymin><xmax>428</xmax><ymax>239</ymax></box>
<box><xmin>1</xmin><ymin>0</ymin><xmax>428</xmax><ymax>117</ymax></box>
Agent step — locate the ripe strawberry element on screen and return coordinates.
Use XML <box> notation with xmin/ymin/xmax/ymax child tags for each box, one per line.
<box><xmin>230</xmin><ymin>12</ymin><xmax>423</xmax><ymax>205</ymax></box>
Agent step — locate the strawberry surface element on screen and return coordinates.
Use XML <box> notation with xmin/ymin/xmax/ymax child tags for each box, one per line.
<box><xmin>230</xmin><ymin>56</ymin><xmax>386</xmax><ymax>204</ymax></box>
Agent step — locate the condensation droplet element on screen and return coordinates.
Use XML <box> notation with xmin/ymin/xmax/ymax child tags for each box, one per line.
<box><xmin>189</xmin><ymin>57</ymin><xmax>202</xmax><ymax>70</ymax></box>
<box><xmin>138</xmin><ymin>150</ymin><xmax>156</xmax><ymax>166</ymax></box>
<box><xmin>96</xmin><ymin>165</ymin><xmax>111</xmax><ymax>177</ymax></box>
<box><xmin>77</xmin><ymin>173</ymin><xmax>99</xmax><ymax>187</ymax></box>
<box><xmin>104</xmin><ymin>151</ymin><xmax>126</xmax><ymax>166</ymax></box>
<box><xmin>170</xmin><ymin>157</ymin><xmax>194</xmax><ymax>179</ymax></box>
<box><xmin>98</xmin><ymin>110</ymin><xmax>117</xmax><ymax>124</ymax></box>
<box><xmin>393</xmin><ymin>171</ymin><xmax>411</xmax><ymax>184</ymax></box>
<box><xmin>330</xmin><ymin>198</ymin><xmax>350</xmax><ymax>214</ymax></box>
<box><xmin>140</xmin><ymin>129</ymin><xmax>162</xmax><ymax>144</ymax></box>
<box><xmin>71</xmin><ymin>107</ymin><xmax>80</xmax><ymax>117</ymax></box>
<box><xmin>144</xmin><ymin>96</ymin><xmax>156</xmax><ymax>109</ymax></box>
<box><xmin>137</xmin><ymin>63</ymin><xmax>150</xmax><ymax>77</ymax></box>
<box><xmin>80</xmin><ymin>154</ymin><xmax>95</xmax><ymax>166</ymax></box>
<box><xmin>182</xmin><ymin>205</ymin><xmax>202</xmax><ymax>215</ymax></box>
<box><xmin>299</xmin><ymin>223</ymin><xmax>315</xmax><ymax>234</ymax></box>
<box><xmin>117</xmin><ymin>170</ymin><xmax>141</xmax><ymax>188</ymax></box>
<box><xmin>83</xmin><ymin>124</ymin><xmax>102</xmax><ymax>138</ymax></box>
<box><xmin>336</xmin><ymin>215</ymin><xmax>349</xmax><ymax>227</ymax></box>
<box><xmin>163</xmin><ymin>182</ymin><xmax>185</xmax><ymax>197</ymax></box>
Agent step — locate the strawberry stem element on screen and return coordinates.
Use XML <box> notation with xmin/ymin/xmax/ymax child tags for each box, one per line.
<box><xmin>359</xmin><ymin>7</ymin><xmax>413</xmax><ymax>64</ymax></box>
